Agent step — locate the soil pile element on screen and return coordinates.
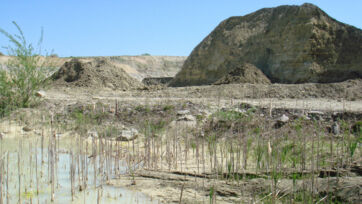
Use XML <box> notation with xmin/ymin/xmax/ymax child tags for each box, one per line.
<box><xmin>170</xmin><ymin>3</ymin><xmax>362</xmax><ymax>86</ymax></box>
<box><xmin>213</xmin><ymin>63</ymin><xmax>271</xmax><ymax>85</ymax></box>
<box><xmin>51</xmin><ymin>58</ymin><xmax>142</xmax><ymax>90</ymax></box>
<box><xmin>142</xmin><ymin>77</ymin><xmax>173</xmax><ymax>86</ymax></box>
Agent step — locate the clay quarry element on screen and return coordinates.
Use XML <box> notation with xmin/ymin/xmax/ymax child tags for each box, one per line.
<box><xmin>0</xmin><ymin>3</ymin><xmax>361</xmax><ymax>204</ymax></box>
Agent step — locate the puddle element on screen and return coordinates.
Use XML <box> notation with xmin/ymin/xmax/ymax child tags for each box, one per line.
<box><xmin>0</xmin><ymin>135</ymin><xmax>158</xmax><ymax>204</ymax></box>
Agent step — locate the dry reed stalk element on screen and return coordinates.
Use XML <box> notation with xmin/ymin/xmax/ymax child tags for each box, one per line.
<box><xmin>158</xmin><ymin>133</ymin><xmax>162</xmax><ymax>171</ymax></box>
<box><xmin>243</xmin><ymin>133</ymin><xmax>248</xmax><ymax>171</ymax></box>
<box><xmin>196</xmin><ymin>135</ymin><xmax>200</xmax><ymax>174</ymax></box>
<box><xmin>93</xmin><ymin>137</ymin><xmax>97</xmax><ymax>188</ymax></box>
<box><xmin>116</xmin><ymin>141</ymin><xmax>120</xmax><ymax>175</ymax></box>
<box><xmin>35</xmin><ymin>140</ymin><xmax>39</xmax><ymax>195</ymax></box>
<box><xmin>166</xmin><ymin>136</ymin><xmax>171</xmax><ymax>171</ymax></box>
<box><xmin>84</xmin><ymin>141</ymin><xmax>88</xmax><ymax>190</ymax></box>
<box><xmin>97</xmin><ymin>188</ymin><xmax>100</xmax><ymax>204</ymax></box>
<box><xmin>29</xmin><ymin>142</ymin><xmax>32</xmax><ymax>189</ymax></box>
<box><xmin>311</xmin><ymin>133</ymin><xmax>315</xmax><ymax>198</ymax></box>
<box><xmin>179</xmin><ymin>183</ymin><xmax>185</xmax><ymax>204</ymax></box>
<box><xmin>41</xmin><ymin>116</ymin><xmax>44</xmax><ymax>164</ymax></box>
<box><xmin>0</xmin><ymin>157</ymin><xmax>3</xmax><ymax>204</ymax></box>
<box><xmin>56</xmin><ymin>130</ymin><xmax>60</xmax><ymax>189</ymax></box>
<box><xmin>179</xmin><ymin>140</ymin><xmax>183</xmax><ymax>172</ymax></box>
<box><xmin>108</xmin><ymin>139</ymin><xmax>112</xmax><ymax>180</ymax></box>
<box><xmin>174</xmin><ymin>127</ymin><xmax>178</xmax><ymax>171</ymax></box>
<box><xmin>184</xmin><ymin>133</ymin><xmax>188</xmax><ymax>170</ymax></box>
<box><xmin>18</xmin><ymin>140</ymin><xmax>22</xmax><ymax>204</ymax></box>
<box><xmin>115</xmin><ymin>100</ymin><xmax>118</xmax><ymax>116</ymax></box>
<box><xmin>70</xmin><ymin>151</ymin><xmax>75</xmax><ymax>201</ymax></box>
<box><xmin>50</xmin><ymin>133</ymin><xmax>55</xmax><ymax>202</ymax></box>
<box><xmin>77</xmin><ymin>135</ymin><xmax>81</xmax><ymax>189</ymax></box>
<box><xmin>105</xmin><ymin>139</ymin><xmax>109</xmax><ymax>181</ymax></box>
<box><xmin>316</xmin><ymin>131</ymin><xmax>321</xmax><ymax>194</ymax></box>
<box><xmin>6</xmin><ymin>153</ymin><xmax>8</xmax><ymax>204</ymax></box>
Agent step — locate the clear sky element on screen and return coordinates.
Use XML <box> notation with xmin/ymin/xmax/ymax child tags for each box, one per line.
<box><xmin>0</xmin><ymin>0</ymin><xmax>361</xmax><ymax>57</ymax></box>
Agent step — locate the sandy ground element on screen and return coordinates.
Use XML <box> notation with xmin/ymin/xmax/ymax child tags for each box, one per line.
<box><xmin>1</xmin><ymin>83</ymin><xmax>361</xmax><ymax>203</ymax></box>
<box><xmin>43</xmin><ymin>87</ymin><xmax>362</xmax><ymax>113</ymax></box>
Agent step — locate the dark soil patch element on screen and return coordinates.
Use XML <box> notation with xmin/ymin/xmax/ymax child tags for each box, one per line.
<box><xmin>214</xmin><ymin>63</ymin><xmax>271</xmax><ymax>85</ymax></box>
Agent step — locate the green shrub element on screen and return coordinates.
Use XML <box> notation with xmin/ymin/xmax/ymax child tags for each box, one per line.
<box><xmin>0</xmin><ymin>21</ymin><xmax>55</xmax><ymax>116</ymax></box>
<box><xmin>213</xmin><ymin>110</ymin><xmax>244</xmax><ymax>121</ymax></box>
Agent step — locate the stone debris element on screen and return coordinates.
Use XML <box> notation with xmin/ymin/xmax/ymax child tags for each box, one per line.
<box><xmin>22</xmin><ymin>126</ymin><xmax>32</xmax><ymax>132</ymax></box>
<box><xmin>278</xmin><ymin>114</ymin><xmax>289</xmax><ymax>123</ymax></box>
<box><xmin>332</xmin><ymin>122</ymin><xmax>340</xmax><ymax>135</ymax></box>
<box><xmin>35</xmin><ymin>90</ymin><xmax>46</xmax><ymax>97</ymax></box>
<box><xmin>117</xmin><ymin>127</ymin><xmax>139</xmax><ymax>141</ymax></box>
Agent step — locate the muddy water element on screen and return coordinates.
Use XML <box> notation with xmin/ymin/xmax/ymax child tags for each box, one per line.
<box><xmin>0</xmin><ymin>135</ymin><xmax>158</xmax><ymax>204</ymax></box>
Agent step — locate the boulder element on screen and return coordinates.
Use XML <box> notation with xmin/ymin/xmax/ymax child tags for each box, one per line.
<box><xmin>170</xmin><ymin>3</ymin><xmax>362</xmax><ymax>86</ymax></box>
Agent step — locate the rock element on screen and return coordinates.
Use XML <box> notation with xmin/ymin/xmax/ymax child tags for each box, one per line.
<box><xmin>169</xmin><ymin>112</ymin><xmax>198</xmax><ymax>130</ymax></box>
<box><xmin>169</xmin><ymin>3</ymin><xmax>362</xmax><ymax>86</ymax></box>
<box><xmin>35</xmin><ymin>90</ymin><xmax>46</xmax><ymax>97</ymax></box>
<box><xmin>233</xmin><ymin>108</ymin><xmax>246</xmax><ymax>114</ymax></box>
<box><xmin>177</xmin><ymin>110</ymin><xmax>190</xmax><ymax>116</ymax></box>
<box><xmin>22</xmin><ymin>126</ymin><xmax>32</xmax><ymax>132</ymax></box>
<box><xmin>178</xmin><ymin>114</ymin><xmax>196</xmax><ymax>122</ymax></box>
<box><xmin>279</xmin><ymin>114</ymin><xmax>289</xmax><ymax>123</ymax></box>
<box><xmin>332</xmin><ymin>122</ymin><xmax>340</xmax><ymax>135</ymax></box>
<box><xmin>274</xmin><ymin>114</ymin><xmax>289</xmax><ymax>129</ymax></box>
<box><xmin>116</xmin><ymin>128</ymin><xmax>139</xmax><ymax>141</ymax></box>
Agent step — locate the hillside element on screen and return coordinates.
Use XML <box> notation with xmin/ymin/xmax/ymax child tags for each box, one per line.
<box><xmin>170</xmin><ymin>3</ymin><xmax>362</xmax><ymax>86</ymax></box>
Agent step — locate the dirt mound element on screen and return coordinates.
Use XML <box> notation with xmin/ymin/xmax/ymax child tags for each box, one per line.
<box><xmin>213</xmin><ymin>63</ymin><xmax>271</xmax><ymax>85</ymax></box>
<box><xmin>51</xmin><ymin>58</ymin><xmax>142</xmax><ymax>90</ymax></box>
<box><xmin>170</xmin><ymin>3</ymin><xmax>362</xmax><ymax>86</ymax></box>
<box><xmin>142</xmin><ymin>77</ymin><xmax>173</xmax><ymax>86</ymax></box>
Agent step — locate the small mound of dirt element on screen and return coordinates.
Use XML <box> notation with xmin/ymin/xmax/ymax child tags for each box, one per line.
<box><xmin>51</xmin><ymin>58</ymin><xmax>142</xmax><ymax>90</ymax></box>
<box><xmin>213</xmin><ymin>63</ymin><xmax>271</xmax><ymax>85</ymax></box>
<box><xmin>142</xmin><ymin>77</ymin><xmax>173</xmax><ymax>86</ymax></box>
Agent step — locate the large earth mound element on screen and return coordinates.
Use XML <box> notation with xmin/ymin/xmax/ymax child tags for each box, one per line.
<box><xmin>51</xmin><ymin>58</ymin><xmax>142</xmax><ymax>90</ymax></box>
<box><xmin>170</xmin><ymin>3</ymin><xmax>362</xmax><ymax>86</ymax></box>
<box><xmin>213</xmin><ymin>63</ymin><xmax>271</xmax><ymax>85</ymax></box>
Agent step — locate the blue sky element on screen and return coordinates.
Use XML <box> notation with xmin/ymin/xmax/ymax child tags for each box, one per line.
<box><xmin>0</xmin><ymin>0</ymin><xmax>361</xmax><ymax>57</ymax></box>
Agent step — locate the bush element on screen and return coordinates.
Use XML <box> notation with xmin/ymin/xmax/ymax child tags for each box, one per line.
<box><xmin>0</xmin><ymin>21</ymin><xmax>55</xmax><ymax>116</ymax></box>
<box><xmin>0</xmin><ymin>51</ymin><xmax>4</xmax><ymax>56</ymax></box>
